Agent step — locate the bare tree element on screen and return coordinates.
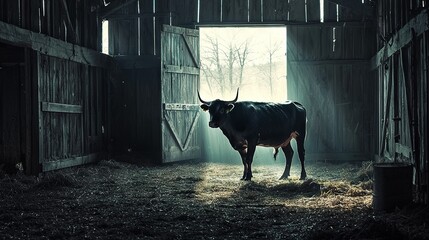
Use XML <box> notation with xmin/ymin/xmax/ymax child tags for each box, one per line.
<box><xmin>258</xmin><ymin>38</ymin><xmax>283</xmax><ymax>96</ymax></box>
<box><xmin>200</xmin><ymin>31</ymin><xmax>251</xmax><ymax>96</ymax></box>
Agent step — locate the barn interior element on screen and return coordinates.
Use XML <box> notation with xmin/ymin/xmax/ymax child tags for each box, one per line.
<box><xmin>0</xmin><ymin>0</ymin><xmax>428</xmax><ymax>239</ymax></box>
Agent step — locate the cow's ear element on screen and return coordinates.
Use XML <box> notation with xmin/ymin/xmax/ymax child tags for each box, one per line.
<box><xmin>200</xmin><ymin>104</ymin><xmax>209</xmax><ymax>111</ymax></box>
<box><xmin>226</xmin><ymin>103</ymin><xmax>235</xmax><ymax>113</ymax></box>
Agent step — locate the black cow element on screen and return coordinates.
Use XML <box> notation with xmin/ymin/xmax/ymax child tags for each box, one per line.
<box><xmin>199</xmin><ymin>89</ymin><xmax>307</xmax><ymax>181</ymax></box>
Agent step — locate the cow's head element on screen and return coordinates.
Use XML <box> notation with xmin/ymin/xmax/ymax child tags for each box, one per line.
<box><xmin>198</xmin><ymin>89</ymin><xmax>239</xmax><ymax>128</ymax></box>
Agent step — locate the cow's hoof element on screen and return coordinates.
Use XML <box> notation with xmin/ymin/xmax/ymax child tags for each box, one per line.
<box><xmin>279</xmin><ymin>175</ymin><xmax>288</xmax><ymax>180</ymax></box>
<box><xmin>299</xmin><ymin>174</ymin><xmax>307</xmax><ymax>180</ymax></box>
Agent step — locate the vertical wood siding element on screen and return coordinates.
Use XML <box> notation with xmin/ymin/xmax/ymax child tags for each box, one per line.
<box><xmin>38</xmin><ymin>54</ymin><xmax>106</xmax><ymax>168</ymax></box>
<box><xmin>161</xmin><ymin>25</ymin><xmax>200</xmax><ymax>162</ymax></box>
<box><xmin>287</xmin><ymin>25</ymin><xmax>377</xmax><ymax>161</ymax></box>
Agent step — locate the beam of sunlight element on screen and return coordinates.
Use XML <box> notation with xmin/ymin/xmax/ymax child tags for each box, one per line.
<box><xmin>102</xmin><ymin>20</ymin><xmax>109</xmax><ymax>54</ymax></box>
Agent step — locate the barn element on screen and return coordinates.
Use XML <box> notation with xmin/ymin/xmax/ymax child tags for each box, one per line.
<box><xmin>0</xmin><ymin>0</ymin><xmax>428</xmax><ymax>239</ymax></box>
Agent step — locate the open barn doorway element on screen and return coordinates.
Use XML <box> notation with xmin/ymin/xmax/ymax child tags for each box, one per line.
<box><xmin>199</xmin><ymin>27</ymin><xmax>288</xmax><ymax>164</ymax></box>
<box><xmin>199</xmin><ymin>27</ymin><xmax>287</xmax><ymax>102</ymax></box>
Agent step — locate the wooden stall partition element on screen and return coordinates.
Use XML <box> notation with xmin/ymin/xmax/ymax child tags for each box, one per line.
<box><xmin>37</xmin><ymin>54</ymin><xmax>107</xmax><ymax>172</ymax></box>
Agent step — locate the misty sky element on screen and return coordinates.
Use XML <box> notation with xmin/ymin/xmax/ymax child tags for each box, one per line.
<box><xmin>199</xmin><ymin>27</ymin><xmax>287</xmax><ymax>102</ymax></box>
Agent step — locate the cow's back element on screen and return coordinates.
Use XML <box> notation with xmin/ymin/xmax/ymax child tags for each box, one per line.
<box><xmin>228</xmin><ymin>101</ymin><xmax>306</xmax><ymax>141</ymax></box>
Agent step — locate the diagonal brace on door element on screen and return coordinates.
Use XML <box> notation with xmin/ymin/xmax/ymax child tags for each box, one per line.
<box><xmin>164</xmin><ymin>109</ymin><xmax>200</xmax><ymax>151</ymax></box>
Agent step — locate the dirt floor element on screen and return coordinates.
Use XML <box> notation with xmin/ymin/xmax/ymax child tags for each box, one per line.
<box><xmin>1</xmin><ymin>159</ymin><xmax>428</xmax><ymax>240</ymax></box>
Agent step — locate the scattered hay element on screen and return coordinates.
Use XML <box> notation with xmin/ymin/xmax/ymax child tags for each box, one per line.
<box><xmin>320</xmin><ymin>181</ymin><xmax>371</xmax><ymax>197</ymax></box>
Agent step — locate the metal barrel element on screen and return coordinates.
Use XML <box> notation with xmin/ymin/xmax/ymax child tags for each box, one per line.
<box><xmin>373</xmin><ymin>163</ymin><xmax>413</xmax><ymax>212</ymax></box>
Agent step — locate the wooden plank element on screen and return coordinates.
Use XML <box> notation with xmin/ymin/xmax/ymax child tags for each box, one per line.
<box><xmin>181</xmin><ymin>34</ymin><xmax>199</xmax><ymax>67</ymax></box>
<box><xmin>222</xmin><ymin>0</ymin><xmax>248</xmax><ymax>22</ymax></box>
<box><xmin>164</xmin><ymin>103</ymin><xmax>200</xmax><ymax>111</ymax></box>
<box><xmin>379</xmin><ymin>59</ymin><xmax>392</xmax><ymax>156</ymax></box>
<box><xmin>248</xmin><ymin>0</ymin><xmax>261</xmax><ymax>22</ymax></box>
<box><xmin>162</xmin><ymin>24</ymin><xmax>199</xmax><ymax>37</ymax></box>
<box><xmin>199</xmin><ymin>0</ymin><xmax>221</xmax><ymax>23</ymax></box>
<box><xmin>164</xmin><ymin>65</ymin><xmax>199</xmax><ymax>75</ymax></box>
<box><xmin>327</xmin><ymin>0</ymin><xmax>374</xmax><ymax>19</ymax></box>
<box><xmin>42</xmin><ymin>153</ymin><xmax>100</xmax><ymax>172</ymax></box>
<box><xmin>0</xmin><ymin>20</ymin><xmax>113</xmax><ymax>68</ymax></box>
<box><xmin>289</xmin><ymin>0</ymin><xmax>306</xmax><ymax>22</ymax></box>
<box><xmin>41</xmin><ymin>102</ymin><xmax>83</xmax><ymax>114</ymax></box>
<box><xmin>162</xmin><ymin>146</ymin><xmax>201</xmax><ymax>162</ymax></box>
<box><xmin>263</xmin><ymin>0</ymin><xmax>288</xmax><ymax>22</ymax></box>
<box><xmin>307</xmin><ymin>0</ymin><xmax>321</xmax><ymax>23</ymax></box>
<box><xmin>371</xmin><ymin>9</ymin><xmax>428</xmax><ymax>69</ymax></box>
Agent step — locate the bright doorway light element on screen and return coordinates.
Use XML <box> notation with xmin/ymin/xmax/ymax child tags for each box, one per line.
<box><xmin>199</xmin><ymin>27</ymin><xmax>287</xmax><ymax>103</ymax></box>
<box><xmin>102</xmin><ymin>20</ymin><xmax>109</xmax><ymax>54</ymax></box>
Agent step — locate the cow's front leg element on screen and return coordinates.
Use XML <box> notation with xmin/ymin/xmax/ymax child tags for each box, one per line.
<box><xmin>244</xmin><ymin>143</ymin><xmax>257</xmax><ymax>181</ymax></box>
<box><xmin>237</xmin><ymin>148</ymin><xmax>248</xmax><ymax>180</ymax></box>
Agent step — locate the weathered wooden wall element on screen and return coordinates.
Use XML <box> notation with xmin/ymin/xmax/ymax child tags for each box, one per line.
<box><xmin>38</xmin><ymin>54</ymin><xmax>107</xmax><ymax>171</ymax></box>
<box><xmin>0</xmin><ymin>0</ymin><xmax>112</xmax><ymax>174</ymax></box>
<box><xmin>0</xmin><ymin>0</ymin><xmax>99</xmax><ymax>50</ymax></box>
<box><xmin>373</xmin><ymin>0</ymin><xmax>428</xmax><ymax>204</ymax></box>
<box><xmin>287</xmin><ymin>24</ymin><xmax>377</xmax><ymax>161</ymax></box>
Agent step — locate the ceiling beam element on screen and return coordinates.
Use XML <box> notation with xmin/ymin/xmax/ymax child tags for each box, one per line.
<box><xmin>0</xmin><ymin>20</ymin><xmax>113</xmax><ymax>68</ymax></box>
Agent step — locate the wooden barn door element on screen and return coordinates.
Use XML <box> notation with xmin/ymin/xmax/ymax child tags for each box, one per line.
<box><xmin>160</xmin><ymin>25</ymin><xmax>201</xmax><ymax>163</ymax></box>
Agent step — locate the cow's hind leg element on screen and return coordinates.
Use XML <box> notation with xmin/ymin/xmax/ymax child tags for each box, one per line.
<box><xmin>296</xmin><ymin>137</ymin><xmax>307</xmax><ymax>180</ymax></box>
<box><xmin>279</xmin><ymin>144</ymin><xmax>293</xmax><ymax>179</ymax></box>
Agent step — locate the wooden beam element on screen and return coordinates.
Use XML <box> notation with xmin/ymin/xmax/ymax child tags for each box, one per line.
<box><xmin>164</xmin><ymin>103</ymin><xmax>200</xmax><ymax>111</ymax></box>
<box><xmin>42</xmin><ymin>153</ymin><xmax>100</xmax><ymax>172</ymax></box>
<box><xmin>371</xmin><ymin>9</ymin><xmax>428</xmax><ymax>70</ymax></box>
<box><xmin>0</xmin><ymin>20</ymin><xmax>113</xmax><ymax>68</ymax></box>
<box><xmin>164</xmin><ymin>65</ymin><xmax>199</xmax><ymax>75</ymax></box>
<box><xmin>41</xmin><ymin>102</ymin><xmax>83</xmax><ymax>114</ymax></box>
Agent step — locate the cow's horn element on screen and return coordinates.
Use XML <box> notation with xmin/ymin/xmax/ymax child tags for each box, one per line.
<box><xmin>197</xmin><ymin>90</ymin><xmax>210</xmax><ymax>104</ymax></box>
<box><xmin>226</xmin><ymin>88</ymin><xmax>239</xmax><ymax>103</ymax></box>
